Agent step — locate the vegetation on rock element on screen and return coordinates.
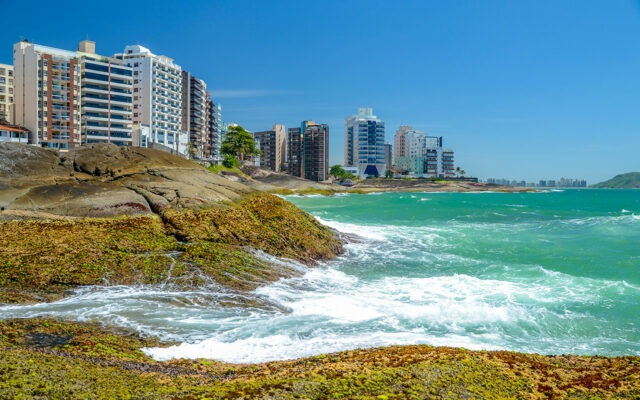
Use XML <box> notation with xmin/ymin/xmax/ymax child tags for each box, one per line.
<box><xmin>1</xmin><ymin>318</ymin><xmax>639</xmax><ymax>399</ymax></box>
<box><xmin>0</xmin><ymin>193</ymin><xmax>342</xmax><ymax>303</ymax></box>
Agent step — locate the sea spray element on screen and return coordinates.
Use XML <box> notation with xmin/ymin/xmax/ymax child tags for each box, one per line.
<box><xmin>2</xmin><ymin>189</ymin><xmax>639</xmax><ymax>362</ymax></box>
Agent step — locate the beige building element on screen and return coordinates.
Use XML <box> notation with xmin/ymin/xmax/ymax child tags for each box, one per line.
<box><xmin>253</xmin><ymin>123</ymin><xmax>286</xmax><ymax>171</ymax></box>
<box><xmin>393</xmin><ymin>125</ymin><xmax>412</xmax><ymax>160</ymax></box>
<box><xmin>14</xmin><ymin>41</ymin><xmax>82</xmax><ymax>149</ymax></box>
<box><xmin>0</xmin><ymin>63</ymin><xmax>14</xmax><ymax>123</ymax></box>
<box><xmin>13</xmin><ymin>40</ymin><xmax>134</xmax><ymax>150</ymax></box>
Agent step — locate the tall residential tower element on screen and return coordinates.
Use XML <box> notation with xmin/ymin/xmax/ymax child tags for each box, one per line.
<box><xmin>344</xmin><ymin>107</ymin><xmax>385</xmax><ymax>176</ymax></box>
<box><xmin>114</xmin><ymin>45</ymin><xmax>184</xmax><ymax>153</ymax></box>
<box><xmin>14</xmin><ymin>40</ymin><xmax>133</xmax><ymax>150</ymax></box>
<box><xmin>253</xmin><ymin>124</ymin><xmax>286</xmax><ymax>172</ymax></box>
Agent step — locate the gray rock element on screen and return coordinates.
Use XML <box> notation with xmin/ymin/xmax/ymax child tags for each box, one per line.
<box><xmin>0</xmin><ymin>143</ymin><xmax>256</xmax><ymax>217</ymax></box>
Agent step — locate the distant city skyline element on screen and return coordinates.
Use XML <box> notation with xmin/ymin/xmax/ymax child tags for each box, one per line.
<box><xmin>2</xmin><ymin>0</ymin><xmax>639</xmax><ymax>182</ymax></box>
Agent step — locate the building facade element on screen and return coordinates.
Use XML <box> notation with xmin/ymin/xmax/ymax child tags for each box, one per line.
<box><xmin>407</xmin><ymin>131</ymin><xmax>442</xmax><ymax>158</ymax></box>
<box><xmin>393</xmin><ymin>125</ymin><xmax>412</xmax><ymax>160</ymax></box>
<box><xmin>181</xmin><ymin>71</ymin><xmax>207</xmax><ymax>158</ymax></box>
<box><xmin>394</xmin><ymin>148</ymin><xmax>455</xmax><ymax>178</ymax></box>
<box><xmin>253</xmin><ymin>124</ymin><xmax>286</xmax><ymax>172</ymax></box>
<box><xmin>205</xmin><ymin>94</ymin><xmax>222</xmax><ymax>160</ymax></box>
<box><xmin>0</xmin><ymin>121</ymin><xmax>29</xmax><ymax>143</ymax></box>
<box><xmin>0</xmin><ymin>63</ymin><xmax>13</xmax><ymax>123</ymax></box>
<box><xmin>13</xmin><ymin>40</ymin><xmax>134</xmax><ymax>150</ymax></box>
<box><xmin>344</xmin><ymin>107</ymin><xmax>385</xmax><ymax>177</ymax></box>
<box><xmin>287</xmin><ymin>127</ymin><xmax>303</xmax><ymax>177</ymax></box>
<box><xmin>14</xmin><ymin>41</ymin><xmax>82</xmax><ymax>150</ymax></box>
<box><xmin>114</xmin><ymin>45</ymin><xmax>183</xmax><ymax>154</ymax></box>
<box><xmin>302</xmin><ymin>121</ymin><xmax>329</xmax><ymax>181</ymax></box>
<box><xmin>79</xmin><ymin>41</ymin><xmax>133</xmax><ymax>146</ymax></box>
<box><xmin>384</xmin><ymin>143</ymin><xmax>392</xmax><ymax>169</ymax></box>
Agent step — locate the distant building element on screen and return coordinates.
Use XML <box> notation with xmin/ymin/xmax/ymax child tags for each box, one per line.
<box><xmin>181</xmin><ymin>70</ymin><xmax>207</xmax><ymax>158</ymax></box>
<box><xmin>0</xmin><ymin>63</ymin><xmax>13</xmax><ymax>123</ymax></box>
<box><xmin>407</xmin><ymin>131</ymin><xmax>442</xmax><ymax>158</ymax></box>
<box><xmin>0</xmin><ymin>121</ymin><xmax>29</xmax><ymax>143</ymax></box>
<box><xmin>384</xmin><ymin>143</ymin><xmax>392</xmax><ymax>169</ymax></box>
<box><xmin>113</xmin><ymin>45</ymin><xmax>184</xmax><ymax>155</ymax></box>
<box><xmin>394</xmin><ymin>156</ymin><xmax>425</xmax><ymax>175</ymax></box>
<box><xmin>286</xmin><ymin>120</ymin><xmax>329</xmax><ymax>181</ymax></box>
<box><xmin>287</xmin><ymin>127</ymin><xmax>303</xmax><ymax>177</ymax></box>
<box><xmin>302</xmin><ymin>121</ymin><xmax>329</xmax><ymax>181</ymax></box>
<box><xmin>393</xmin><ymin>125</ymin><xmax>412</xmax><ymax>160</ymax></box>
<box><xmin>205</xmin><ymin>94</ymin><xmax>222</xmax><ymax>161</ymax></box>
<box><xmin>253</xmin><ymin>124</ymin><xmax>286</xmax><ymax>172</ymax></box>
<box><xmin>344</xmin><ymin>107</ymin><xmax>385</xmax><ymax>177</ymax></box>
<box><xmin>394</xmin><ymin>149</ymin><xmax>455</xmax><ymax>178</ymax></box>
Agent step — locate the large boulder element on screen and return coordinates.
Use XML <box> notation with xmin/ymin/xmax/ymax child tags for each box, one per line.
<box><xmin>0</xmin><ymin>143</ymin><xmax>256</xmax><ymax>217</ymax></box>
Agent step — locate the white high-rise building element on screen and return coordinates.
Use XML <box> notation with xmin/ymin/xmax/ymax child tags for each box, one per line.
<box><xmin>344</xmin><ymin>107</ymin><xmax>385</xmax><ymax>177</ymax></box>
<box><xmin>407</xmin><ymin>130</ymin><xmax>442</xmax><ymax>158</ymax></box>
<box><xmin>114</xmin><ymin>45</ymin><xmax>184</xmax><ymax>154</ymax></box>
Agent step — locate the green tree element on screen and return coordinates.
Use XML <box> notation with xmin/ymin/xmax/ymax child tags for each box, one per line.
<box><xmin>221</xmin><ymin>125</ymin><xmax>260</xmax><ymax>162</ymax></box>
<box><xmin>330</xmin><ymin>165</ymin><xmax>347</xmax><ymax>179</ymax></box>
<box><xmin>222</xmin><ymin>154</ymin><xmax>240</xmax><ymax>168</ymax></box>
<box><xmin>385</xmin><ymin>169</ymin><xmax>394</xmax><ymax>178</ymax></box>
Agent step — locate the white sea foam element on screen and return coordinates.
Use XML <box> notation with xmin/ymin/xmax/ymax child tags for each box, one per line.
<box><xmin>144</xmin><ymin>329</ymin><xmax>506</xmax><ymax>363</ymax></box>
<box><xmin>314</xmin><ymin>216</ymin><xmax>388</xmax><ymax>241</ymax></box>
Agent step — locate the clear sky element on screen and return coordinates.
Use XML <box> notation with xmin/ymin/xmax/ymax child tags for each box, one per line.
<box><xmin>2</xmin><ymin>0</ymin><xmax>639</xmax><ymax>183</ymax></box>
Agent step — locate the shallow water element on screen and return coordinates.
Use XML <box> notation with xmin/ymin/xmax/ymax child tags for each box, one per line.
<box><xmin>2</xmin><ymin>189</ymin><xmax>639</xmax><ymax>363</ymax></box>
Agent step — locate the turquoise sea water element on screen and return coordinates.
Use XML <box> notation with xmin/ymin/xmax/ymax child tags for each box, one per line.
<box><xmin>2</xmin><ymin>189</ymin><xmax>639</xmax><ymax>362</ymax></box>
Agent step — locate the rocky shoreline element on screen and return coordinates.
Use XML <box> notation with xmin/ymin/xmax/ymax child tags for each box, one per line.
<box><xmin>1</xmin><ymin>317</ymin><xmax>638</xmax><ymax>399</ymax></box>
<box><xmin>1</xmin><ymin>143</ymin><xmax>637</xmax><ymax>399</ymax></box>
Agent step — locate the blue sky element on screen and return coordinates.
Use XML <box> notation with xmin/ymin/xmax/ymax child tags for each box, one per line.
<box><xmin>2</xmin><ymin>0</ymin><xmax>640</xmax><ymax>183</ymax></box>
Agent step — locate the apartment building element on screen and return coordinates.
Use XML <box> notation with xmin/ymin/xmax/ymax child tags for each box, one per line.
<box><xmin>13</xmin><ymin>40</ymin><xmax>134</xmax><ymax>150</ymax></box>
<box><xmin>14</xmin><ymin>41</ymin><xmax>81</xmax><ymax>149</ymax></box>
<box><xmin>384</xmin><ymin>143</ymin><xmax>392</xmax><ymax>169</ymax></box>
<box><xmin>114</xmin><ymin>45</ymin><xmax>183</xmax><ymax>154</ymax></box>
<box><xmin>393</xmin><ymin>125</ymin><xmax>412</xmax><ymax>160</ymax></box>
<box><xmin>394</xmin><ymin>148</ymin><xmax>455</xmax><ymax>178</ymax></box>
<box><xmin>287</xmin><ymin>126</ymin><xmax>303</xmax><ymax>177</ymax></box>
<box><xmin>253</xmin><ymin>124</ymin><xmax>286</xmax><ymax>172</ymax></box>
<box><xmin>205</xmin><ymin>94</ymin><xmax>222</xmax><ymax>160</ymax></box>
<box><xmin>344</xmin><ymin>107</ymin><xmax>385</xmax><ymax>177</ymax></box>
<box><xmin>0</xmin><ymin>64</ymin><xmax>13</xmax><ymax>123</ymax></box>
<box><xmin>181</xmin><ymin>71</ymin><xmax>207</xmax><ymax>158</ymax></box>
<box><xmin>302</xmin><ymin>121</ymin><xmax>329</xmax><ymax>181</ymax></box>
<box><xmin>407</xmin><ymin>131</ymin><xmax>442</xmax><ymax>158</ymax></box>
<box><xmin>78</xmin><ymin>41</ymin><xmax>133</xmax><ymax>146</ymax></box>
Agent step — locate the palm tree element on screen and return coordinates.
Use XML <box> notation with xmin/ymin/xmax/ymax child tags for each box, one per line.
<box><xmin>455</xmin><ymin>167</ymin><xmax>462</xmax><ymax>177</ymax></box>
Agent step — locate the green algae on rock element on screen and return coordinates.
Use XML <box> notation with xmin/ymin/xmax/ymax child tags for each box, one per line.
<box><xmin>0</xmin><ymin>193</ymin><xmax>343</xmax><ymax>303</ymax></box>
<box><xmin>1</xmin><ymin>318</ymin><xmax>639</xmax><ymax>399</ymax></box>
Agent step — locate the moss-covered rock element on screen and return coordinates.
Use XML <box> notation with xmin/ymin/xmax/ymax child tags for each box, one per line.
<box><xmin>0</xmin><ymin>193</ymin><xmax>343</xmax><ymax>303</ymax></box>
<box><xmin>1</xmin><ymin>318</ymin><xmax>639</xmax><ymax>399</ymax></box>
<box><xmin>162</xmin><ymin>193</ymin><xmax>343</xmax><ymax>263</ymax></box>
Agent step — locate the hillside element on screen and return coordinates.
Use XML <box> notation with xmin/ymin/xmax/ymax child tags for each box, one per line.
<box><xmin>593</xmin><ymin>172</ymin><xmax>640</xmax><ymax>188</ymax></box>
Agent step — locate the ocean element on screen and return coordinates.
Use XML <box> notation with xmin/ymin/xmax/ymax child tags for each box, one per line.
<box><xmin>2</xmin><ymin>189</ymin><xmax>639</xmax><ymax>363</ymax></box>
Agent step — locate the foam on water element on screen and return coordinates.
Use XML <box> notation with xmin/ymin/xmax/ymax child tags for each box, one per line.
<box><xmin>3</xmin><ymin>190</ymin><xmax>639</xmax><ymax>362</ymax></box>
